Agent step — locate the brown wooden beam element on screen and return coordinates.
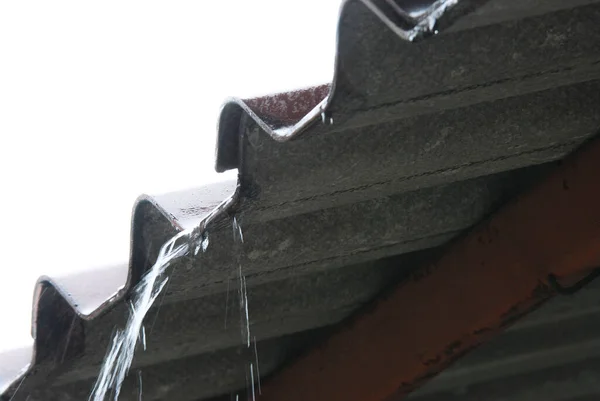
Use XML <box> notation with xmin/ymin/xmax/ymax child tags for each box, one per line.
<box><xmin>256</xmin><ymin>137</ymin><xmax>600</xmax><ymax>401</ymax></box>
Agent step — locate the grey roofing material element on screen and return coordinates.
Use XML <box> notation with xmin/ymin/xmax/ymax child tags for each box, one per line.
<box><xmin>2</xmin><ymin>0</ymin><xmax>600</xmax><ymax>400</ymax></box>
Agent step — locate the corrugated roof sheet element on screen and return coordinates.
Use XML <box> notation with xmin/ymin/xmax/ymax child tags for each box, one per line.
<box><xmin>3</xmin><ymin>0</ymin><xmax>600</xmax><ymax>400</ymax></box>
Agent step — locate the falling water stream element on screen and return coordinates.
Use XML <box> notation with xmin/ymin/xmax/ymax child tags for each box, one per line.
<box><xmin>232</xmin><ymin>217</ymin><xmax>261</xmax><ymax>401</ymax></box>
<box><xmin>89</xmin><ymin>226</ymin><xmax>208</xmax><ymax>401</ymax></box>
<box><xmin>88</xmin><ymin>209</ymin><xmax>259</xmax><ymax>401</ymax></box>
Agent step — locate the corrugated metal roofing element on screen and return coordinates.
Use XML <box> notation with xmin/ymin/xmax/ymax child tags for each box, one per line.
<box><xmin>3</xmin><ymin>0</ymin><xmax>600</xmax><ymax>400</ymax></box>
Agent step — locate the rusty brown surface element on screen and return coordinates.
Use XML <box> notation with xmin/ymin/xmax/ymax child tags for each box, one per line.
<box><xmin>255</xmin><ymin>137</ymin><xmax>600</xmax><ymax>401</ymax></box>
<box><xmin>244</xmin><ymin>84</ymin><xmax>330</xmax><ymax>126</ymax></box>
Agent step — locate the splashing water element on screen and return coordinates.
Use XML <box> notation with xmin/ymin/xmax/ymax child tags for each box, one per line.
<box><xmin>89</xmin><ymin>228</ymin><xmax>208</xmax><ymax>401</ymax></box>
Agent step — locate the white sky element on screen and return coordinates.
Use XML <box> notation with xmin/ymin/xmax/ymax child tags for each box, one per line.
<box><xmin>0</xmin><ymin>1</ymin><xmax>339</xmax><ymax>354</ymax></box>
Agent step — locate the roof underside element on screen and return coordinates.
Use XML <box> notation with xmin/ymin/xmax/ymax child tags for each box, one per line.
<box><xmin>3</xmin><ymin>0</ymin><xmax>600</xmax><ymax>400</ymax></box>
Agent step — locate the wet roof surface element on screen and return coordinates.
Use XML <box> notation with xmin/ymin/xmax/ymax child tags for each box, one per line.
<box><xmin>3</xmin><ymin>0</ymin><xmax>600</xmax><ymax>400</ymax></box>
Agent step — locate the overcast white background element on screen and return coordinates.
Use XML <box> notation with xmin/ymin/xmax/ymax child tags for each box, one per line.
<box><xmin>0</xmin><ymin>0</ymin><xmax>339</xmax><ymax>360</ymax></box>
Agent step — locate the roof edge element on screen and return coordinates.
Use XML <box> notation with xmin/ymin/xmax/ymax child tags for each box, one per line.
<box><xmin>214</xmin><ymin>0</ymin><xmax>487</xmax><ymax>173</ymax></box>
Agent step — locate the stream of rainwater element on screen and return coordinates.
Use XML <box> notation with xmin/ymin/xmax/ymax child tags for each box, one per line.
<box><xmin>89</xmin><ymin>212</ymin><xmax>259</xmax><ymax>401</ymax></box>
<box><xmin>232</xmin><ymin>217</ymin><xmax>261</xmax><ymax>401</ymax></box>
<box><xmin>89</xmin><ymin>226</ymin><xmax>207</xmax><ymax>401</ymax></box>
